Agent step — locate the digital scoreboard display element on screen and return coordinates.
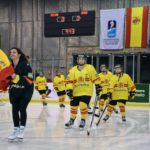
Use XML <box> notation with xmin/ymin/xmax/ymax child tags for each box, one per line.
<box><xmin>44</xmin><ymin>10</ymin><xmax>95</xmax><ymax>37</ymax></box>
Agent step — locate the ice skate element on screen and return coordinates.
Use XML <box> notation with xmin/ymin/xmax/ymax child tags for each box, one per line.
<box><xmin>95</xmin><ymin>109</ymin><xmax>103</xmax><ymax>117</ymax></box>
<box><xmin>79</xmin><ymin>119</ymin><xmax>86</xmax><ymax>129</ymax></box>
<box><xmin>113</xmin><ymin>108</ymin><xmax>119</xmax><ymax>114</ymax></box>
<box><xmin>103</xmin><ymin>115</ymin><xmax>109</xmax><ymax>122</ymax></box>
<box><xmin>88</xmin><ymin>106</ymin><xmax>93</xmax><ymax>114</ymax></box>
<box><xmin>95</xmin><ymin>111</ymin><xmax>100</xmax><ymax>117</ymax></box>
<box><xmin>60</xmin><ymin>104</ymin><xmax>65</xmax><ymax>109</ymax></box>
<box><xmin>65</xmin><ymin>118</ymin><xmax>74</xmax><ymax>128</ymax></box>
<box><xmin>122</xmin><ymin>116</ymin><xmax>126</xmax><ymax>122</ymax></box>
<box><xmin>43</xmin><ymin>101</ymin><xmax>47</xmax><ymax>109</ymax></box>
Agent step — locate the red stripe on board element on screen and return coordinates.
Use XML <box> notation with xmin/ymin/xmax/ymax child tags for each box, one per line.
<box><xmin>125</xmin><ymin>8</ymin><xmax>132</xmax><ymax>48</ymax></box>
<box><xmin>141</xmin><ymin>6</ymin><xmax>149</xmax><ymax>48</ymax></box>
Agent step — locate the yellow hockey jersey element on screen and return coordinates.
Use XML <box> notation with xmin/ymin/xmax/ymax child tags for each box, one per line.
<box><xmin>66</xmin><ymin>64</ymin><xmax>101</xmax><ymax>97</ymax></box>
<box><xmin>99</xmin><ymin>71</ymin><xmax>113</xmax><ymax>94</ymax></box>
<box><xmin>53</xmin><ymin>74</ymin><xmax>66</xmax><ymax>92</ymax></box>
<box><xmin>108</xmin><ymin>73</ymin><xmax>136</xmax><ymax>100</ymax></box>
<box><xmin>35</xmin><ymin>76</ymin><xmax>47</xmax><ymax>91</ymax></box>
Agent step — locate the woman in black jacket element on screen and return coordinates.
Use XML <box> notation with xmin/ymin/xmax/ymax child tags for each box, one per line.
<box><xmin>8</xmin><ymin>47</ymin><xmax>34</xmax><ymax>141</ymax></box>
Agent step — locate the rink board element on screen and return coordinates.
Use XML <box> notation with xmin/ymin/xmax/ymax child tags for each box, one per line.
<box><xmin>0</xmin><ymin>83</ymin><xmax>150</xmax><ymax>104</ymax></box>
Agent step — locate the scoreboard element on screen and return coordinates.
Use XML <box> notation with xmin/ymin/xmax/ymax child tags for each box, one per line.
<box><xmin>44</xmin><ymin>10</ymin><xmax>95</xmax><ymax>37</ymax></box>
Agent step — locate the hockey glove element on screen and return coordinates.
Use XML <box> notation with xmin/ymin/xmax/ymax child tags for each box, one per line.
<box><xmin>129</xmin><ymin>91</ymin><xmax>136</xmax><ymax>99</ymax></box>
<box><xmin>54</xmin><ymin>87</ymin><xmax>59</xmax><ymax>92</ymax></box>
<box><xmin>66</xmin><ymin>89</ymin><xmax>73</xmax><ymax>99</ymax></box>
<box><xmin>107</xmin><ymin>92</ymin><xmax>112</xmax><ymax>100</ymax></box>
<box><xmin>95</xmin><ymin>84</ymin><xmax>102</xmax><ymax>96</ymax></box>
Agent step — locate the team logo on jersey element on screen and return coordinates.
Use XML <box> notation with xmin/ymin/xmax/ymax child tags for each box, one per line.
<box><xmin>78</xmin><ymin>77</ymin><xmax>84</xmax><ymax>82</ymax></box>
<box><xmin>107</xmin><ymin>20</ymin><xmax>117</xmax><ymax>38</ymax></box>
<box><xmin>118</xmin><ymin>83</ymin><xmax>124</xmax><ymax>88</ymax></box>
<box><xmin>105</xmin><ymin>79</ymin><xmax>109</xmax><ymax>84</ymax></box>
<box><xmin>85</xmin><ymin>74</ymin><xmax>90</xmax><ymax>81</ymax></box>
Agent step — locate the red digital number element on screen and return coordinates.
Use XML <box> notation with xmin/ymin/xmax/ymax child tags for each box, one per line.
<box><xmin>72</xmin><ymin>15</ymin><xmax>81</xmax><ymax>21</ymax></box>
<box><xmin>56</xmin><ymin>16</ymin><xmax>65</xmax><ymax>22</ymax></box>
<box><xmin>62</xmin><ymin>28</ymin><xmax>75</xmax><ymax>35</ymax></box>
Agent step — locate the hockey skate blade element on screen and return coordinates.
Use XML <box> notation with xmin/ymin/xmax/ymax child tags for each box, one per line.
<box><xmin>79</xmin><ymin>127</ymin><xmax>85</xmax><ymax>131</ymax></box>
<box><xmin>64</xmin><ymin>125</ymin><xmax>72</xmax><ymax>129</ymax></box>
<box><xmin>17</xmin><ymin>138</ymin><xmax>23</xmax><ymax>142</ymax></box>
<box><xmin>18</xmin><ymin>138</ymin><xmax>23</xmax><ymax>142</ymax></box>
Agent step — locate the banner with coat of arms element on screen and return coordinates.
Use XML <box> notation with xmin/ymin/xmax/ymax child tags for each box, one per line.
<box><xmin>125</xmin><ymin>6</ymin><xmax>149</xmax><ymax>48</ymax></box>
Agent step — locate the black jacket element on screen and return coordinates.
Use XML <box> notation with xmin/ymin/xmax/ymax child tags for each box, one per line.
<box><xmin>9</xmin><ymin>59</ymin><xmax>34</xmax><ymax>99</ymax></box>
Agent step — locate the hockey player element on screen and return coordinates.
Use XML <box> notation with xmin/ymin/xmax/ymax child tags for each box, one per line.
<box><xmin>53</xmin><ymin>69</ymin><xmax>66</xmax><ymax>108</ymax></box>
<box><xmin>103</xmin><ymin>64</ymin><xmax>136</xmax><ymax>122</ymax></box>
<box><xmin>65</xmin><ymin>54</ymin><xmax>102</xmax><ymax>129</ymax></box>
<box><xmin>35</xmin><ymin>72</ymin><xmax>49</xmax><ymax>108</ymax></box>
<box><xmin>95</xmin><ymin>64</ymin><xmax>113</xmax><ymax>117</ymax></box>
<box><xmin>8</xmin><ymin>47</ymin><xmax>34</xmax><ymax>141</ymax></box>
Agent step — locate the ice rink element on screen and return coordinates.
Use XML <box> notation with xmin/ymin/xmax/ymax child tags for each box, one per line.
<box><xmin>0</xmin><ymin>102</ymin><xmax>150</xmax><ymax>150</ymax></box>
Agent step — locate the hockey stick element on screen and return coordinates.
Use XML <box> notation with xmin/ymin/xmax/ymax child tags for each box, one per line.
<box><xmin>87</xmin><ymin>96</ymin><xmax>99</xmax><ymax>136</ymax></box>
<box><xmin>96</xmin><ymin>103</ymin><xmax>107</xmax><ymax>126</ymax></box>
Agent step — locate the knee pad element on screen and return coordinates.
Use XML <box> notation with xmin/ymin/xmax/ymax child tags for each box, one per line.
<box><xmin>118</xmin><ymin>102</ymin><xmax>125</xmax><ymax>112</ymax></box>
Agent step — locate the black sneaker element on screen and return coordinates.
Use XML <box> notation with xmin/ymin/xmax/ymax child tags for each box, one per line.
<box><xmin>113</xmin><ymin>108</ymin><xmax>119</xmax><ymax>114</ymax></box>
<box><xmin>65</xmin><ymin>119</ymin><xmax>74</xmax><ymax>128</ymax></box>
<box><xmin>122</xmin><ymin>116</ymin><xmax>126</xmax><ymax>122</ymax></box>
<box><xmin>79</xmin><ymin>119</ymin><xmax>86</xmax><ymax>129</ymax></box>
<box><xmin>103</xmin><ymin>115</ymin><xmax>109</xmax><ymax>122</ymax></box>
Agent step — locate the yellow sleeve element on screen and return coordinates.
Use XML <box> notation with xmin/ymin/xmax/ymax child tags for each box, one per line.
<box><xmin>108</xmin><ymin>76</ymin><xmax>116</xmax><ymax>93</ymax></box>
<box><xmin>62</xmin><ymin>75</ymin><xmax>65</xmax><ymax>80</ymax></box>
<box><xmin>90</xmin><ymin>65</ymin><xmax>101</xmax><ymax>84</ymax></box>
<box><xmin>53</xmin><ymin>77</ymin><xmax>58</xmax><ymax>88</ymax></box>
<box><xmin>35</xmin><ymin>77</ymin><xmax>39</xmax><ymax>87</ymax></box>
<box><xmin>127</xmin><ymin>75</ymin><xmax>136</xmax><ymax>92</ymax></box>
<box><xmin>65</xmin><ymin>69</ymin><xmax>74</xmax><ymax>90</ymax></box>
<box><xmin>43</xmin><ymin>76</ymin><xmax>47</xmax><ymax>86</ymax></box>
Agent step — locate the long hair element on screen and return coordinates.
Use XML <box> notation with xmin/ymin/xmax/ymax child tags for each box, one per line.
<box><xmin>9</xmin><ymin>47</ymin><xmax>28</xmax><ymax>63</ymax></box>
